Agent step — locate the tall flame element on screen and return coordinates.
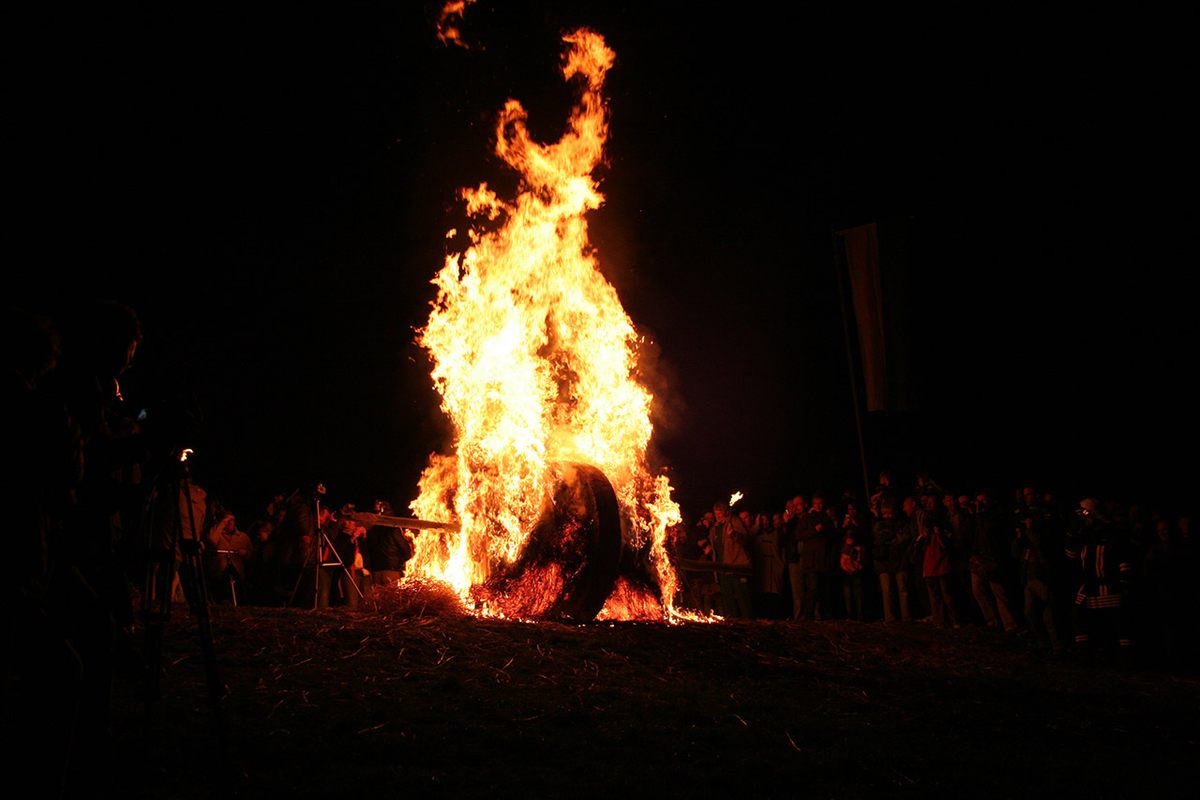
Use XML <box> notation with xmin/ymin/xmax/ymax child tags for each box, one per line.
<box><xmin>408</xmin><ymin>30</ymin><xmax>682</xmax><ymax>619</ymax></box>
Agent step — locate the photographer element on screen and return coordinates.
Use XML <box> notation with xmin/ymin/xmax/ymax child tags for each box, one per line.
<box><xmin>205</xmin><ymin>510</ymin><xmax>253</xmax><ymax>605</ymax></box>
<box><xmin>316</xmin><ymin>504</ymin><xmax>366</xmax><ymax>609</ymax></box>
<box><xmin>277</xmin><ymin>484</ymin><xmax>324</xmax><ymax>606</ymax></box>
<box><xmin>36</xmin><ymin>299</ymin><xmax>146</xmax><ymax>795</ymax></box>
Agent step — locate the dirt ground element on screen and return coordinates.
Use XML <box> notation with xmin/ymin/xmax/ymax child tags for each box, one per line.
<box><xmin>109</xmin><ymin>586</ymin><xmax>1200</xmax><ymax>800</ymax></box>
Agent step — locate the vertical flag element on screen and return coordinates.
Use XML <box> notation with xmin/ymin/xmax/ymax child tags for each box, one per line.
<box><xmin>837</xmin><ymin>222</ymin><xmax>888</xmax><ymax>412</ymax></box>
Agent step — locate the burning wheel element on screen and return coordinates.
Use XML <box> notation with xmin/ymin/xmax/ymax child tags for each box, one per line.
<box><xmin>478</xmin><ymin>462</ymin><xmax>623</xmax><ymax>622</ymax></box>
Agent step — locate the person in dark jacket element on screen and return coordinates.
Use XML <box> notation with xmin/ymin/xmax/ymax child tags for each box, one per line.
<box><xmin>1065</xmin><ymin>497</ymin><xmax>1134</xmax><ymax>661</ymax></box>
<box><xmin>1013</xmin><ymin>508</ymin><xmax>1063</xmax><ymax>656</ymax></box>
<box><xmin>713</xmin><ymin>500</ymin><xmax>754</xmax><ymax>619</ymax></box>
<box><xmin>363</xmin><ymin>499</ymin><xmax>412</xmax><ymax>594</ymax></box>
<box><xmin>872</xmin><ymin>501</ymin><xmax>912</xmax><ymax>623</ymax></box>
<box><xmin>782</xmin><ymin>495</ymin><xmax>807</xmax><ymax>620</ymax></box>
<box><xmin>970</xmin><ymin>490</ymin><xmax>1020</xmax><ymax>633</ymax></box>
<box><xmin>795</xmin><ymin>491</ymin><xmax>837</xmax><ymax>621</ymax></box>
<box><xmin>317</xmin><ymin>505</ymin><xmax>365</xmax><ymax>609</ymax></box>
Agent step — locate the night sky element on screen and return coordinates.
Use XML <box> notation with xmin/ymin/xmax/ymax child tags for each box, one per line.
<box><xmin>11</xmin><ymin>3</ymin><xmax>1193</xmax><ymax>522</ymax></box>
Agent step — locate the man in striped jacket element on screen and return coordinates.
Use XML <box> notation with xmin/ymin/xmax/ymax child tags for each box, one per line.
<box><xmin>1065</xmin><ymin>497</ymin><xmax>1133</xmax><ymax>661</ymax></box>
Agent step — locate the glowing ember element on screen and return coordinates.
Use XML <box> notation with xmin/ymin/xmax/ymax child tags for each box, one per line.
<box><xmin>405</xmin><ymin>28</ymin><xmax>682</xmax><ymax>621</ymax></box>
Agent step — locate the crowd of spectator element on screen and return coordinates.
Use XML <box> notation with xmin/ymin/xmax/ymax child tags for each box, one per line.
<box><xmin>667</xmin><ymin>468</ymin><xmax>1198</xmax><ymax>671</ymax></box>
<box><xmin>8</xmin><ymin>299</ymin><xmax>1195</xmax><ymax>796</ymax></box>
<box><xmin>150</xmin><ymin>486</ymin><xmax>417</xmax><ymax>613</ymax></box>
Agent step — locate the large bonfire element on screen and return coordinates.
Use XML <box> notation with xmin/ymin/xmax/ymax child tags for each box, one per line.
<box><xmin>403</xmin><ymin>29</ymin><xmax>684</xmax><ymax>622</ymax></box>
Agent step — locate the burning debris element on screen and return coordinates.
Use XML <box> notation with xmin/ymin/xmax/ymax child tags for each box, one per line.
<box><xmin>436</xmin><ymin>0</ymin><xmax>476</xmax><ymax>48</ymax></box>
<box><xmin>472</xmin><ymin>462</ymin><xmax>623</xmax><ymax>622</ymax></box>
<box><xmin>403</xmin><ymin>27</ymin><xmax>682</xmax><ymax>622</ymax></box>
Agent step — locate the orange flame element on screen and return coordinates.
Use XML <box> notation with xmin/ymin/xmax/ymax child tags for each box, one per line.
<box><xmin>436</xmin><ymin>1</ymin><xmax>476</xmax><ymax>48</ymax></box>
<box><xmin>407</xmin><ymin>29</ymin><xmax>682</xmax><ymax>620</ymax></box>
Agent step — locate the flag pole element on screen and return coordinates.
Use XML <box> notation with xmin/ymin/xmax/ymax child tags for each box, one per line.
<box><xmin>832</xmin><ymin>227</ymin><xmax>872</xmax><ymax>504</ymax></box>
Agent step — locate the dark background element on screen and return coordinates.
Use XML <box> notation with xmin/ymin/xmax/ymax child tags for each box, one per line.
<box><xmin>10</xmin><ymin>3</ymin><xmax>1192</xmax><ymax>522</ymax></box>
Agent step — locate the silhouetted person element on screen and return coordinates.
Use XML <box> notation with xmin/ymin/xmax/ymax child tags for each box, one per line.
<box><xmin>869</xmin><ymin>470</ymin><xmax>898</xmax><ymax>520</ymax></box>
<box><xmin>970</xmin><ymin>490</ymin><xmax>1020</xmax><ymax>633</ymax></box>
<box><xmin>1013</xmin><ymin>506</ymin><xmax>1063</xmax><ymax>657</ymax></box>
<box><xmin>245</xmin><ymin>517</ymin><xmax>284</xmax><ymax>605</ymax></box>
<box><xmin>839</xmin><ymin>528</ymin><xmax>867</xmax><ymax>621</ymax></box>
<box><xmin>914</xmin><ymin>513</ymin><xmax>960</xmax><ymax>628</ymax></box>
<box><xmin>751</xmin><ymin>511</ymin><xmax>786</xmax><ymax>619</ymax></box>
<box><xmin>713</xmin><ymin>500</ymin><xmax>754</xmax><ymax>619</ymax></box>
<box><xmin>4</xmin><ymin>306</ymin><xmax>82</xmax><ymax>799</ymax></box>
<box><xmin>318</xmin><ymin>506</ymin><xmax>366</xmax><ymax>609</ymax></box>
<box><xmin>205</xmin><ymin>510</ymin><xmax>254</xmax><ymax>605</ymax></box>
<box><xmin>781</xmin><ymin>495</ymin><xmax>807</xmax><ymax>620</ymax></box>
<box><xmin>795</xmin><ymin>491</ymin><xmax>836</xmax><ymax>621</ymax></box>
<box><xmin>872</xmin><ymin>501</ymin><xmax>911</xmax><ymax>623</ymax></box>
<box><xmin>279</xmin><ymin>484</ymin><xmax>324</xmax><ymax>607</ymax></box>
<box><xmin>1066</xmin><ymin>497</ymin><xmax>1134</xmax><ymax>664</ymax></box>
<box><xmin>363</xmin><ymin>499</ymin><xmax>412</xmax><ymax>594</ymax></box>
<box><xmin>39</xmin><ymin>299</ymin><xmax>145</xmax><ymax>796</ymax></box>
<box><xmin>688</xmin><ymin>510</ymin><xmax>720</xmax><ymax>614</ymax></box>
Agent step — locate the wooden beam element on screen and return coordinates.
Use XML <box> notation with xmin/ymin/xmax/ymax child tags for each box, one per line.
<box><xmin>343</xmin><ymin>512</ymin><xmax>459</xmax><ymax>532</ymax></box>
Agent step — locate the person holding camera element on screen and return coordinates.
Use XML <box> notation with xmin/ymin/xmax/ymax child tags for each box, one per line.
<box><xmin>206</xmin><ymin>510</ymin><xmax>254</xmax><ymax>605</ymax></box>
<box><xmin>794</xmin><ymin>491</ymin><xmax>837</xmax><ymax>621</ymax></box>
<box><xmin>316</xmin><ymin>505</ymin><xmax>366</xmax><ymax>609</ymax></box>
<box><xmin>781</xmin><ymin>495</ymin><xmax>807</xmax><ymax>620</ymax></box>
<box><xmin>872</xmin><ymin>500</ymin><xmax>912</xmax><ymax>623</ymax></box>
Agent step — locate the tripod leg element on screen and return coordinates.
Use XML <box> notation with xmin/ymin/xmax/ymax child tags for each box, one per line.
<box><xmin>142</xmin><ymin>563</ymin><xmax>170</xmax><ymax>704</ymax></box>
<box><xmin>287</xmin><ymin>543</ymin><xmax>316</xmax><ymax>608</ymax></box>
<box><xmin>344</xmin><ymin>566</ymin><xmax>365</xmax><ymax>600</ymax></box>
<box><xmin>141</xmin><ymin>485</ymin><xmax>178</xmax><ymax>706</ymax></box>
<box><xmin>320</xmin><ymin>531</ymin><xmax>365</xmax><ymax>607</ymax></box>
